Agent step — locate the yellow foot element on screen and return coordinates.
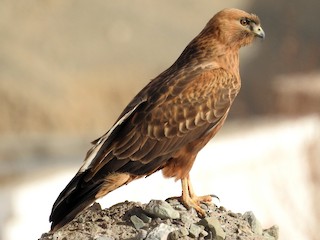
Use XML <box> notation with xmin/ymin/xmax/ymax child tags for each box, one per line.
<box><xmin>180</xmin><ymin>194</ymin><xmax>215</xmax><ymax>217</ymax></box>
<box><xmin>167</xmin><ymin>193</ymin><xmax>218</xmax><ymax>217</ymax></box>
<box><xmin>193</xmin><ymin>194</ymin><xmax>214</xmax><ymax>203</ymax></box>
<box><xmin>178</xmin><ymin>175</ymin><xmax>219</xmax><ymax>217</ymax></box>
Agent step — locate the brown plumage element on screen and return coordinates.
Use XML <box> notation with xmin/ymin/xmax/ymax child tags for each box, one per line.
<box><xmin>49</xmin><ymin>8</ymin><xmax>264</xmax><ymax>231</ymax></box>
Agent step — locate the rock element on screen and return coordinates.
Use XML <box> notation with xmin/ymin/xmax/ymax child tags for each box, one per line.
<box><xmin>188</xmin><ymin>223</ymin><xmax>202</xmax><ymax>238</ymax></box>
<box><xmin>130</xmin><ymin>215</ymin><xmax>145</xmax><ymax>229</ymax></box>
<box><xmin>180</xmin><ymin>213</ymin><xmax>193</xmax><ymax>229</ymax></box>
<box><xmin>218</xmin><ymin>206</ymin><xmax>227</xmax><ymax>212</ymax></box>
<box><xmin>145</xmin><ymin>200</ymin><xmax>180</xmax><ymax>219</ymax></box>
<box><xmin>53</xmin><ymin>230</ymin><xmax>113</xmax><ymax>240</ymax></box>
<box><xmin>174</xmin><ymin>205</ymin><xmax>187</xmax><ymax>211</ymax></box>
<box><xmin>168</xmin><ymin>227</ymin><xmax>189</xmax><ymax>240</ymax></box>
<box><xmin>139</xmin><ymin>213</ymin><xmax>152</xmax><ymax>223</ymax></box>
<box><xmin>146</xmin><ymin>223</ymin><xmax>177</xmax><ymax>240</ymax></box>
<box><xmin>136</xmin><ymin>229</ymin><xmax>148</xmax><ymax>239</ymax></box>
<box><xmin>263</xmin><ymin>225</ymin><xmax>279</xmax><ymax>240</ymax></box>
<box><xmin>166</xmin><ymin>198</ymin><xmax>187</xmax><ymax>211</ymax></box>
<box><xmin>227</xmin><ymin>212</ymin><xmax>238</xmax><ymax>218</ymax></box>
<box><xmin>39</xmin><ymin>199</ymin><xmax>276</xmax><ymax>240</ymax></box>
<box><xmin>244</xmin><ymin>211</ymin><xmax>263</xmax><ymax>235</ymax></box>
<box><xmin>94</xmin><ymin>237</ymin><xmax>114</xmax><ymax>240</ymax></box>
<box><xmin>262</xmin><ymin>232</ymin><xmax>275</xmax><ymax>240</ymax></box>
<box><xmin>199</xmin><ymin>216</ymin><xmax>226</xmax><ymax>240</ymax></box>
<box><xmin>200</xmin><ymin>229</ymin><xmax>209</xmax><ymax>237</ymax></box>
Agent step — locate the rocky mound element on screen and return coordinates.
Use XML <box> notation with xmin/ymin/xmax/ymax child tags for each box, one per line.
<box><xmin>40</xmin><ymin>199</ymin><xmax>278</xmax><ymax>240</ymax></box>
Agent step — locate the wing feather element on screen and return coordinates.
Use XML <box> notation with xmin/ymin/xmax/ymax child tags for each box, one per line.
<box><xmin>113</xmin><ymin>132</ymin><xmax>141</xmax><ymax>157</ymax></box>
<box><xmin>84</xmin><ymin>68</ymin><xmax>239</xmax><ymax>180</ymax></box>
<box><xmin>131</xmin><ymin>139</ymin><xmax>157</xmax><ymax>160</ymax></box>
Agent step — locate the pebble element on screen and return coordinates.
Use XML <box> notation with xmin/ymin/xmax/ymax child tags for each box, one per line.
<box><xmin>94</xmin><ymin>237</ymin><xmax>114</xmax><ymax>240</ymax></box>
<box><xmin>243</xmin><ymin>211</ymin><xmax>263</xmax><ymax>235</ymax></box>
<box><xmin>263</xmin><ymin>225</ymin><xmax>279</xmax><ymax>240</ymax></box>
<box><xmin>40</xmin><ymin>199</ymin><xmax>277</xmax><ymax>240</ymax></box>
<box><xmin>139</xmin><ymin>213</ymin><xmax>152</xmax><ymax>223</ymax></box>
<box><xmin>145</xmin><ymin>200</ymin><xmax>180</xmax><ymax>219</ymax></box>
<box><xmin>180</xmin><ymin>213</ymin><xmax>193</xmax><ymax>228</ymax></box>
<box><xmin>146</xmin><ymin>223</ymin><xmax>177</xmax><ymax>240</ymax></box>
<box><xmin>199</xmin><ymin>216</ymin><xmax>226</xmax><ymax>240</ymax></box>
<box><xmin>136</xmin><ymin>229</ymin><xmax>148</xmax><ymax>239</ymax></box>
<box><xmin>200</xmin><ymin>229</ymin><xmax>208</xmax><ymax>237</ymax></box>
<box><xmin>174</xmin><ymin>204</ymin><xmax>187</xmax><ymax>211</ymax></box>
<box><xmin>168</xmin><ymin>227</ymin><xmax>189</xmax><ymax>240</ymax></box>
<box><xmin>130</xmin><ymin>215</ymin><xmax>145</xmax><ymax>229</ymax></box>
<box><xmin>218</xmin><ymin>206</ymin><xmax>227</xmax><ymax>212</ymax></box>
<box><xmin>189</xmin><ymin>223</ymin><xmax>202</xmax><ymax>238</ymax></box>
<box><xmin>262</xmin><ymin>232</ymin><xmax>276</xmax><ymax>240</ymax></box>
<box><xmin>91</xmin><ymin>202</ymin><xmax>102</xmax><ymax>211</ymax></box>
<box><xmin>167</xmin><ymin>198</ymin><xmax>187</xmax><ymax>211</ymax></box>
<box><xmin>227</xmin><ymin>212</ymin><xmax>238</xmax><ymax>218</ymax></box>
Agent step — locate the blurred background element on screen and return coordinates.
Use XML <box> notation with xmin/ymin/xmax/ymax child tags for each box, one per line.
<box><xmin>0</xmin><ymin>0</ymin><xmax>319</xmax><ymax>239</ymax></box>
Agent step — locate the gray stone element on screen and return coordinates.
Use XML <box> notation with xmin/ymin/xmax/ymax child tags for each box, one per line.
<box><xmin>130</xmin><ymin>215</ymin><xmax>145</xmax><ymax>229</ymax></box>
<box><xmin>187</xmin><ymin>207</ymin><xmax>197</xmax><ymax>216</ymax></box>
<box><xmin>174</xmin><ymin>204</ymin><xmax>187</xmax><ymax>211</ymax></box>
<box><xmin>199</xmin><ymin>216</ymin><xmax>226</xmax><ymax>240</ymax></box>
<box><xmin>200</xmin><ymin>229</ymin><xmax>208</xmax><ymax>237</ymax></box>
<box><xmin>168</xmin><ymin>227</ymin><xmax>189</xmax><ymax>240</ymax></box>
<box><xmin>227</xmin><ymin>212</ymin><xmax>238</xmax><ymax>218</ymax></box>
<box><xmin>263</xmin><ymin>225</ymin><xmax>279</xmax><ymax>240</ymax></box>
<box><xmin>243</xmin><ymin>211</ymin><xmax>263</xmax><ymax>235</ymax></box>
<box><xmin>189</xmin><ymin>223</ymin><xmax>202</xmax><ymax>238</ymax></box>
<box><xmin>168</xmin><ymin>231</ymin><xmax>180</xmax><ymax>240</ymax></box>
<box><xmin>180</xmin><ymin>213</ymin><xmax>193</xmax><ymax>228</ymax></box>
<box><xmin>167</xmin><ymin>198</ymin><xmax>187</xmax><ymax>211</ymax></box>
<box><xmin>180</xmin><ymin>227</ymin><xmax>189</xmax><ymax>236</ymax></box>
<box><xmin>136</xmin><ymin>229</ymin><xmax>148</xmax><ymax>239</ymax></box>
<box><xmin>145</xmin><ymin>200</ymin><xmax>180</xmax><ymax>219</ymax></box>
<box><xmin>139</xmin><ymin>213</ymin><xmax>152</xmax><ymax>223</ymax></box>
<box><xmin>262</xmin><ymin>232</ymin><xmax>275</xmax><ymax>240</ymax></box>
<box><xmin>146</xmin><ymin>223</ymin><xmax>177</xmax><ymax>240</ymax></box>
<box><xmin>94</xmin><ymin>237</ymin><xmax>114</xmax><ymax>240</ymax></box>
<box><xmin>218</xmin><ymin>206</ymin><xmax>227</xmax><ymax>212</ymax></box>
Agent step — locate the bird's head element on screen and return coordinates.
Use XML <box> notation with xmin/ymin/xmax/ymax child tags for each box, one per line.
<box><xmin>205</xmin><ymin>8</ymin><xmax>265</xmax><ymax>48</ymax></box>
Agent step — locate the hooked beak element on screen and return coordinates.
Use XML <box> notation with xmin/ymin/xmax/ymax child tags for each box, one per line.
<box><xmin>252</xmin><ymin>24</ymin><xmax>265</xmax><ymax>39</ymax></box>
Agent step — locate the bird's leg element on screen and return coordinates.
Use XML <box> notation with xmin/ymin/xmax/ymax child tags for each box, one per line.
<box><xmin>186</xmin><ymin>174</ymin><xmax>212</xmax><ymax>202</ymax></box>
<box><xmin>180</xmin><ymin>174</ymin><xmax>213</xmax><ymax>217</ymax></box>
<box><xmin>181</xmin><ymin>176</ymin><xmax>205</xmax><ymax>217</ymax></box>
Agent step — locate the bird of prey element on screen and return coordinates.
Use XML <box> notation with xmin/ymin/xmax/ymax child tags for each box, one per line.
<box><xmin>49</xmin><ymin>8</ymin><xmax>264</xmax><ymax>231</ymax></box>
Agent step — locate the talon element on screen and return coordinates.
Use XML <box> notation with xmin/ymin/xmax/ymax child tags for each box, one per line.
<box><xmin>210</xmin><ymin>194</ymin><xmax>220</xmax><ymax>202</ymax></box>
<box><xmin>180</xmin><ymin>194</ymin><xmax>207</xmax><ymax>217</ymax></box>
<box><xmin>178</xmin><ymin>174</ymin><xmax>218</xmax><ymax>218</ymax></box>
<box><xmin>196</xmin><ymin>195</ymin><xmax>213</xmax><ymax>203</ymax></box>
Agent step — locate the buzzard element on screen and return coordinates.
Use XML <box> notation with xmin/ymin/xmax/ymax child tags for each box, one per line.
<box><xmin>50</xmin><ymin>8</ymin><xmax>264</xmax><ymax>231</ymax></box>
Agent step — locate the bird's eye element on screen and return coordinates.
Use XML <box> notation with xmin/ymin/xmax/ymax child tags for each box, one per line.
<box><xmin>240</xmin><ymin>18</ymin><xmax>249</xmax><ymax>26</ymax></box>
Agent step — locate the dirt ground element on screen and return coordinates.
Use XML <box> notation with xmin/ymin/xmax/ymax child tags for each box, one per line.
<box><xmin>39</xmin><ymin>198</ymin><xmax>278</xmax><ymax>240</ymax></box>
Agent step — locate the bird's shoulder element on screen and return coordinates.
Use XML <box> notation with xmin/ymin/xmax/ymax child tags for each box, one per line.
<box><xmin>94</xmin><ymin>66</ymin><xmax>239</xmax><ymax>143</ymax></box>
<box><xmin>133</xmin><ymin>67</ymin><xmax>239</xmax><ymax>137</ymax></box>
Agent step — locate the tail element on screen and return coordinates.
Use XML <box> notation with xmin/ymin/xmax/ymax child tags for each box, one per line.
<box><xmin>49</xmin><ymin>167</ymin><xmax>135</xmax><ymax>231</ymax></box>
<box><xmin>49</xmin><ymin>145</ymin><xmax>167</xmax><ymax>231</ymax></box>
<box><xmin>49</xmin><ymin>171</ymin><xmax>102</xmax><ymax>231</ymax></box>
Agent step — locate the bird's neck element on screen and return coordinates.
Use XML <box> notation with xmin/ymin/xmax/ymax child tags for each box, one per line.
<box><xmin>216</xmin><ymin>48</ymin><xmax>240</xmax><ymax>80</ymax></box>
<box><xmin>173</xmin><ymin>39</ymin><xmax>241</xmax><ymax>80</ymax></box>
<box><xmin>201</xmin><ymin>41</ymin><xmax>241</xmax><ymax>80</ymax></box>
